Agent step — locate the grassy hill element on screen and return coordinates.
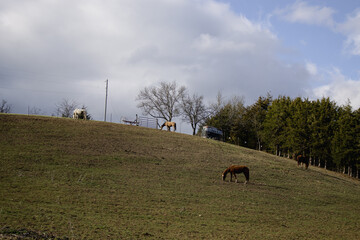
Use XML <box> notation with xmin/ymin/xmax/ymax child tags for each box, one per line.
<box><xmin>1</xmin><ymin>114</ymin><xmax>360</xmax><ymax>239</ymax></box>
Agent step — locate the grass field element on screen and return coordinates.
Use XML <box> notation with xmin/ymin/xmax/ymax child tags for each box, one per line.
<box><xmin>1</xmin><ymin>114</ymin><xmax>360</xmax><ymax>239</ymax></box>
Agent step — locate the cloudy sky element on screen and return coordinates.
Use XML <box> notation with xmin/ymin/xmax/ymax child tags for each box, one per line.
<box><xmin>1</xmin><ymin>0</ymin><xmax>360</xmax><ymax>133</ymax></box>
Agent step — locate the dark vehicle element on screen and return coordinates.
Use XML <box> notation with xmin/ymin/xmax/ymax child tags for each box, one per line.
<box><xmin>201</xmin><ymin>126</ymin><xmax>223</xmax><ymax>141</ymax></box>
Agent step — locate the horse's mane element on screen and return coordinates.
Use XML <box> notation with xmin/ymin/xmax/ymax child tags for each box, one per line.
<box><xmin>222</xmin><ymin>167</ymin><xmax>230</xmax><ymax>177</ymax></box>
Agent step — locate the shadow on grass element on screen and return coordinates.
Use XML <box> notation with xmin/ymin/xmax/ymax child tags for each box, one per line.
<box><xmin>220</xmin><ymin>180</ymin><xmax>289</xmax><ymax>191</ymax></box>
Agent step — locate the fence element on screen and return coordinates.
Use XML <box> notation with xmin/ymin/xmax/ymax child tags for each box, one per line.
<box><xmin>137</xmin><ymin>115</ymin><xmax>159</xmax><ymax>129</ymax></box>
<box><xmin>122</xmin><ymin>115</ymin><xmax>159</xmax><ymax>129</ymax></box>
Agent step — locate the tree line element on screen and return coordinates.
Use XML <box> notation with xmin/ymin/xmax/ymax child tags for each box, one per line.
<box><xmin>204</xmin><ymin>94</ymin><xmax>360</xmax><ymax>179</ymax></box>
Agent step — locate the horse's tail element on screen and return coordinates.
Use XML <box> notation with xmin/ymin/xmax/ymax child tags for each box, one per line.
<box><xmin>244</xmin><ymin>167</ymin><xmax>250</xmax><ymax>181</ymax></box>
<box><xmin>173</xmin><ymin>122</ymin><xmax>176</xmax><ymax>131</ymax></box>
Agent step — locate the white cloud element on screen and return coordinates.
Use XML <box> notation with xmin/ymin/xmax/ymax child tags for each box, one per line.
<box><xmin>310</xmin><ymin>68</ymin><xmax>360</xmax><ymax>109</ymax></box>
<box><xmin>338</xmin><ymin>10</ymin><xmax>360</xmax><ymax>56</ymax></box>
<box><xmin>305</xmin><ymin>62</ymin><xmax>317</xmax><ymax>76</ymax></box>
<box><xmin>192</xmin><ymin>33</ymin><xmax>256</xmax><ymax>53</ymax></box>
<box><xmin>275</xmin><ymin>1</ymin><xmax>335</xmax><ymax>27</ymax></box>
<box><xmin>0</xmin><ymin>0</ymin><xmax>311</xmax><ymax>122</ymax></box>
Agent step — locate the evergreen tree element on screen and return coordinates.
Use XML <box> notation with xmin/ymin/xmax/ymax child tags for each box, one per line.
<box><xmin>353</xmin><ymin>108</ymin><xmax>360</xmax><ymax>178</ymax></box>
<box><xmin>310</xmin><ymin>98</ymin><xmax>338</xmax><ymax>168</ymax></box>
<box><xmin>332</xmin><ymin>103</ymin><xmax>358</xmax><ymax>175</ymax></box>
<box><xmin>245</xmin><ymin>94</ymin><xmax>272</xmax><ymax>150</ymax></box>
<box><xmin>262</xmin><ymin>96</ymin><xmax>291</xmax><ymax>156</ymax></box>
<box><xmin>285</xmin><ymin>97</ymin><xmax>311</xmax><ymax>157</ymax></box>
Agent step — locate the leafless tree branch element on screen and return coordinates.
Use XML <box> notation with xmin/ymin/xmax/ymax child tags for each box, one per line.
<box><xmin>137</xmin><ymin>81</ymin><xmax>186</xmax><ymax>122</ymax></box>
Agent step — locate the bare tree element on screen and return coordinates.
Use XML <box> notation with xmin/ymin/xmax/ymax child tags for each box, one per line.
<box><xmin>28</xmin><ymin>106</ymin><xmax>43</xmax><ymax>115</ymax></box>
<box><xmin>55</xmin><ymin>99</ymin><xmax>78</xmax><ymax>118</ymax></box>
<box><xmin>181</xmin><ymin>93</ymin><xmax>207</xmax><ymax>135</ymax></box>
<box><xmin>136</xmin><ymin>81</ymin><xmax>186</xmax><ymax>122</ymax></box>
<box><xmin>209</xmin><ymin>91</ymin><xmax>224</xmax><ymax>117</ymax></box>
<box><xmin>0</xmin><ymin>99</ymin><xmax>12</xmax><ymax>113</ymax></box>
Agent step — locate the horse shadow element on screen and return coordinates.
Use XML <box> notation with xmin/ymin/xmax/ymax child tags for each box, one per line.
<box><xmin>220</xmin><ymin>179</ymin><xmax>289</xmax><ymax>191</ymax></box>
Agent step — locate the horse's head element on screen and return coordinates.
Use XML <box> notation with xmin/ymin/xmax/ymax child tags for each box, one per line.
<box><xmin>222</xmin><ymin>170</ymin><xmax>228</xmax><ymax>181</ymax></box>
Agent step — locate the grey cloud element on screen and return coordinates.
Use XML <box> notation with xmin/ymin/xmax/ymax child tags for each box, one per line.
<box><xmin>0</xmin><ymin>0</ymin><xmax>312</xmax><ymax>124</ymax></box>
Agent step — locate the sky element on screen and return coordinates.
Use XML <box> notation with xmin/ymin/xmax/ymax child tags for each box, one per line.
<box><xmin>1</xmin><ymin>0</ymin><xmax>360</xmax><ymax>134</ymax></box>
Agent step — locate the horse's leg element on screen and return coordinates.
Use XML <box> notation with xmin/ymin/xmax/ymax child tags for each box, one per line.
<box><xmin>234</xmin><ymin>173</ymin><xmax>238</xmax><ymax>183</ymax></box>
<box><xmin>243</xmin><ymin>172</ymin><xmax>248</xmax><ymax>184</ymax></box>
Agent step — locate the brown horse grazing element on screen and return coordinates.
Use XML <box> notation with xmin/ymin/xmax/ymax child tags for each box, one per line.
<box><xmin>222</xmin><ymin>165</ymin><xmax>249</xmax><ymax>184</ymax></box>
<box><xmin>160</xmin><ymin>121</ymin><xmax>176</xmax><ymax>131</ymax></box>
<box><xmin>296</xmin><ymin>154</ymin><xmax>309</xmax><ymax>169</ymax></box>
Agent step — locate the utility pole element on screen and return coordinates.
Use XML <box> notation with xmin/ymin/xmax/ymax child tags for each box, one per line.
<box><xmin>104</xmin><ymin>79</ymin><xmax>108</xmax><ymax>122</ymax></box>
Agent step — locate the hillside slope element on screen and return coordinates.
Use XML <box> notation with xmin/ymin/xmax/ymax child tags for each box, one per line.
<box><xmin>1</xmin><ymin>114</ymin><xmax>360</xmax><ymax>239</ymax></box>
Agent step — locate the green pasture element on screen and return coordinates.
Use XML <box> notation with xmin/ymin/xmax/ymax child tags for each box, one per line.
<box><xmin>0</xmin><ymin>114</ymin><xmax>359</xmax><ymax>239</ymax></box>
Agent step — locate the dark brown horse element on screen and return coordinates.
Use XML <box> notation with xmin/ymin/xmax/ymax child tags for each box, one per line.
<box><xmin>160</xmin><ymin>121</ymin><xmax>176</xmax><ymax>131</ymax></box>
<box><xmin>296</xmin><ymin>154</ymin><xmax>309</xmax><ymax>169</ymax></box>
<box><xmin>222</xmin><ymin>165</ymin><xmax>249</xmax><ymax>184</ymax></box>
